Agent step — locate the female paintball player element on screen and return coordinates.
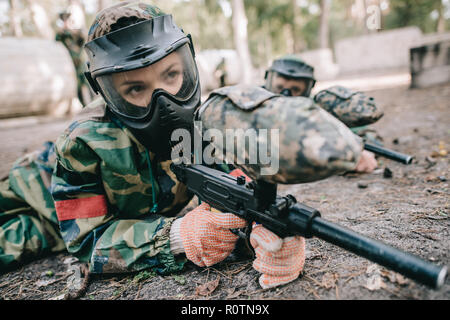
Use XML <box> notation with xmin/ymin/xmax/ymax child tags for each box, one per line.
<box><xmin>1</xmin><ymin>1</ymin><xmax>363</xmax><ymax>289</ymax></box>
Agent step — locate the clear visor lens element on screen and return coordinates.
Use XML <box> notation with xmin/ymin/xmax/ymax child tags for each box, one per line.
<box><xmin>97</xmin><ymin>43</ymin><xmax>198</xmax><ymax>118</ymax></box>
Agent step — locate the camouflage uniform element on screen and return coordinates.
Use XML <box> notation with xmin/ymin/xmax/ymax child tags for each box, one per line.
<box><xmin>0</xmin><ymin>2</ymin><xmax>367</xmax><ymax>275</ymax></box>
<box><xmin>1</xmin><ymin>85</ymin><xmax>364</xmax><ymax>272</ymax></box>
<box><xmin>51</xmin><ymin>97</ymin><xmax>193</xmax><ymax>273</ymax></box>
<box><xmin>0</xmin><ymin>142</ymin><xmax>66</xmax><ymax>271</ymax></box>
<box><xmin>1</xmin><ymin>2</ymin><xmax>190</xmax><ymax>275</ymax></box>
<box><xmin>1</xmin><ymin>97</ymin><xmax>193</xmax><ymax>274</ymax></box>
<box><xmin>55</xmin><ymin>29</ymin><xmax>88</xmax><ymax>105</ymax></box>
<box><xmin>265</xmin><ymin>55</ymin><xmax>384</xmax><ymax>142</ymax></box>
<box><xmin>313</xmin><ymin>86</ymin><xmax>384</xmax><ymax>128</ymax></box>
<box><xmin>313</xmin><ymin>85</ymin><xmax>385</xmax><ymax>144</ymax></box>
<box><xmin>197</xmin><ymin>85</ymin><xmax>363</xmax><ymax>184</ymax></box>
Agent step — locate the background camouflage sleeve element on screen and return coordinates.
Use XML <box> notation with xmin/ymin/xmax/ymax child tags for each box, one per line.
<box><xmin>51</xmin><ymin>120</ymin><xmax>186</xmax><ymax>274</ymax></box>
<box><xmin>198</xmin><ymin>85</ymin><xmax>363</xmax><ymax>184</ymax></box>
<box><xmin>313</xmin><ymin>86</ymin><xmax>384</xmax><ymax>128</ymax></box>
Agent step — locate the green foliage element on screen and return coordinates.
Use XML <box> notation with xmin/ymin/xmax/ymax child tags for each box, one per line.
<box><xmin>384</xmin><ymin>0</ymin><xmax>445</xmax><ymax>33</ymax></box>
<box><xmin>2</xmin><ymin>0</ymin><xmax>448</xmax><ymax>69</ymax></box>
<box><xmin>133</xmin><ymin>270</ymin><xmax>156</xmax><ymax>283</ymax></box>
<box><xmin>172</xmin><ymin>274</ymin><xmax>186</xmax><ymax>285</ymax></box>
<box><xmin>154</xmin><ymin>0</ymin><xmax>234</xmax><ymax>51</ymax></box>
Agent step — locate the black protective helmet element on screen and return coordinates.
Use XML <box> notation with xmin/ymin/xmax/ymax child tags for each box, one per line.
<box><xmin>84</xmin><ymin>11</ymin><xmax>201</xmax><ymax>160</ymax></box>
<box><xmin>264</xmin><ymin>55</ymin><xmax>316</xmax><ymax>97</ymax></box>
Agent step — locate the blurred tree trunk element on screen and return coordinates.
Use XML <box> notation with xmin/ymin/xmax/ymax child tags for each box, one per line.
<box><xmin>67</xmin><ymin>0</ymin><xmax>88</xmax><ymax>33</ymax></box>
<box><xmin>8</xmin><ymin>0</ymin><xmax>23</xmax><ymax>37</ymax></box>
<box><xmin>291</xmin><ymin>0</ymin><xmax>304</xmax><ymax>52</ymax></box>
<box><xmin>284</xmin><ymin>24</ymin><xmax>294</xmax><ymax>54</ymax></box>
<box><xmin>436</xmin><ymin>0</ymin><xmax>446</xmax><ymax>33</ymax></box>
<box><xmin>353</xmin><ymin>0</ymin><xmax>369</xmax><ymax>34</ymax></box>
<box><xmin>98</xmin><ymin>0</ymin><xmax>106</xmax><ymax>11</ymax></box>
<box><xmin>231</xmin><ymin>0</ymin><xmax>254</xmax><ymax>84</ymax></box>
<box><xmin>27</xmin><ymin>0</ymin><xmax>55</xmax><ymax>39</ymax></box>
<box><xmin>97</xmin><ymin>0</ymin><xmax>113</xmax><ymax>12</ymax></box>
<box><xmin>319</xmin><ymin>0</ymin><xmax>331</xmax><ymax>48</ymax></box>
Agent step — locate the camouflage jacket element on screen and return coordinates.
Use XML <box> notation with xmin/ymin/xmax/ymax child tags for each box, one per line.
<box><xmin>313</xmin><ymin>86</ymin><xmax>384</xmax><ymax>128</ymax></box>
<box><xmin>51</xmin><ymin>97</ymin><xmax>193</xmax><ymax>274</ymax></box>
<box><xmin>55</xmin><ymin>29</ymin><xmax>87</xmax><ymax>85</ymax></box>
<box><xmin>197</xmin><ymin>85</ymin><xmax>363</xmax><ymax>184</ymax></box>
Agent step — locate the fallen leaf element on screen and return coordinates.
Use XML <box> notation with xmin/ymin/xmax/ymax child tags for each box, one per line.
<box><xmin>364</xmin><ymin>264</ymin><xmax>386</xmax><ymax>291</ymax></box>
<box><xmin>395</xmin><ymin>274</ymin><xmax>408</xmax><ymax>286</ymax></box>
<box><xmin>36</xmin><ymin>279</ymin><xmax>53</xmax><ymax>288</ymax></box>
<box><xmin>172</xmin><ymin>275</ymin><xmax>186</xmax><ymax>285</ymax></box>
<box><xmin>63</xmin><ymin>257</ymin><xmax>79</xmax><ymax>265</ymax></box>
<box><xmin>430</xmin><ymin>151</ymin><xmax>440</xmax><ymax>158</ymax></box>
<box><xmin>365</xmin><ymin>274</ymin><xmax>385</xmax><ymax>291</ymax></box>
<box><xmin>366</xmin><ymin>264</ymin><xmax>380</xmax><ymax>275</ymax></box>
<box><xmin>195</xmin><ymin>277</ymin><xmax>220</xmax><ymax>296</ymax></box>
<box><xmin>381</xmin><ymin>270</ymin><xmax>409</xmax><ymax>286</ymax></box>
<box><xmin>380</xmin><ymin>270</ymin><xmax>396</xmax><ymax>283</ymax></box>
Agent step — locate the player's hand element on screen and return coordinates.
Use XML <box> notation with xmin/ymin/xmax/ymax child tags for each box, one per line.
<box><xmin>355</xmin><ymin>150</ymin><xmax>378</xmax><ymax>173</ymax></box>
<box><xmin>250</xmin><ymin>224</ymin><xmax>306</xmax><ymax>289</ymax></box>
<box><xmin>177</xmin><ymin>203</ymin><xmax>248</xmax><ymax>267</ymax></box>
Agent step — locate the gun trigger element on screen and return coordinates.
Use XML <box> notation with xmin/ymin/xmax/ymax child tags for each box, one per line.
<box><xmin>245</xmin><ymin>225</ymin><xmax>255</xmax><ymax>257</ymax></box>
<box><xmin>231</xmin><ymin>228</ymin><xmax>247</xmax><ymax>239</ymax></box>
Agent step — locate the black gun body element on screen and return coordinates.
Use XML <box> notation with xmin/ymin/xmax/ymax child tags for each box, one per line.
<box><xmin>172</xmin><ymin>164</ymin><xmax>447</xmax><ymax>289</ymax></box>
<box><xmin>176</xmin><ymin>164</ymin><xmax>291</xmax><ymax>233</ymax></box>
<box><xmin>364</xmin><ymin>142</ymin><xmax>413</xmax><ymax>164</ymax></box>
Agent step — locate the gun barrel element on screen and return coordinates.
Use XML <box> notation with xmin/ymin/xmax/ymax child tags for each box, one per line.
<box><xmin>364</xmin><ymin>142</ymin><xmax>413</xmax><ymax>164</ymax></box>
<box><xmin>306</xmin><ymin>215</ymin><xmax>447</xmax><ymax>289</ymax></box>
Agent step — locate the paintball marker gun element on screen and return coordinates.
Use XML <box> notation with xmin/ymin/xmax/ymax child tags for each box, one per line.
<box><xmin>171</xmin><ymin>163</ymin><xmax>447</xmax><ymax>289</ymax></box>
<box><xmin>364</xmin><ymin>142</ymin><xmax>413</xmax><ymax>165</ymax></box>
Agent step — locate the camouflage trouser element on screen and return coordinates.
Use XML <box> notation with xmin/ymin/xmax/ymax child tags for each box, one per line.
<box><xmin>0</xmin><ymin>143</ymin><xmax>66</xmax><ymax>272</ymax></box>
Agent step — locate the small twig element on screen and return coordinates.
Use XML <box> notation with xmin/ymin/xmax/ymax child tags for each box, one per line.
<box><xmin>303</xmin><ymin>274</ymin><xmax>323</xmax><ymax>287</ymax></box>
<box><xmin>135</xmin><ymin>282</ymin><xmax>142</xmax><ymax>300</ymax></box>
<box><xmin>37</xmin><ymin>273</ymin><xmax>71</xmax><ymax>287</ymax></box>
<box><xmin>64</xmin><ymin>264</ymin><xmax>91</xmax><ymax>300</ymax></box>
<box><xmin>226</xmin><ymin>262</ymin><xmax>251</xmax><ymax>276</ymax></box>
<box><xmin>0</xmin><ymin>281</ymin><xmax>12</xmax><ymax>289</ymax></box>
<box><xmin>343</xmin><ymin>270</ymin><xmax>366</xmax><ymax>284</ymax></box>
<box><xmin>3</xmin><ymin>281</ymin><xmax>22</xmax><ymax>295</ymax></box>
<box><xmin>304</xmin><ymin>283</ymin><xmax>321</xmax><ymax>300</ymax></box>
<box><xmin>17</xmin><ymin>284</ymin><xmax>23</xmax><ymax>298</ymax></box>
<box><xmin>412</xmin><ymin>230</ymin><xmax>439</xmax><ymax>241</ymax></box>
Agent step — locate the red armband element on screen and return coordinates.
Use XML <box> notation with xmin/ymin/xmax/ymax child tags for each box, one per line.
<box><xmin>55</xmin><ymin>195</ymin><xmax>108</xmax><ymax>221</ymax></box>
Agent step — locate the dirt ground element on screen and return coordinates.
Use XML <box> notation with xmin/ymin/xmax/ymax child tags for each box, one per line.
<box><xmin>0</xmin><ymin>80</ymin><xmax>448</xmax><ymax>301</ymax></box>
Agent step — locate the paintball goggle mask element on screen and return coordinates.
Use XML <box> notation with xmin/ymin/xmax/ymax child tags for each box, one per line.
<box><xmin>264</xmin><ymin>57</ymin><xmax>316</xmax><ymax>97</ymax></box>
<box><xmin>84</xmin><ymin>15</ymin><xmax>201</xmax><ymax>159</ymax></box>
